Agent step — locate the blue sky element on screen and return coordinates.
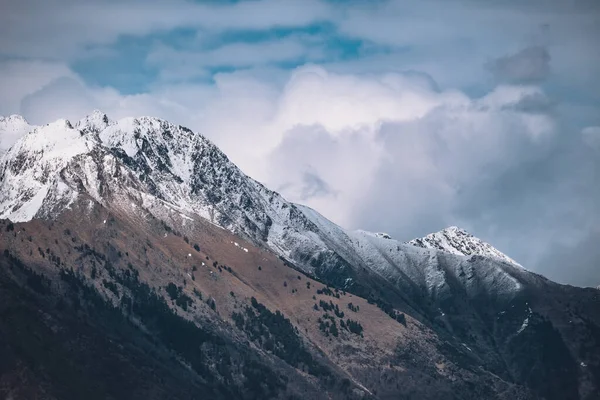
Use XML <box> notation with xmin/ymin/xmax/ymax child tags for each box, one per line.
<box><xmin>0</xmin><ymin>0</ymin><xmax>599</xmax><ymax>286</ymax></box>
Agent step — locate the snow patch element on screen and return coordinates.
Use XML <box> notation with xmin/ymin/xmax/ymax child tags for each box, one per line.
<box><xmin>407</xmin><ymin>226</ymin><xmax>522</xmax><ymax>267</ymax></box>
<box><xmin>517</xmin><ymin>318</ymin><xmax>529</xmax><ymax>334</ymax></box>
<box><xmin>517</xmin><ymin>307</ymin><xmax>533</xmax><ymax>335</ymax></box>
<box><xmin>180</xmin><ymin>213</ymin><xmax>193</xmax><ymax>221</ymax></box>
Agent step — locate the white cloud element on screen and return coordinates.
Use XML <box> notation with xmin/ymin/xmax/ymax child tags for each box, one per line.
<box><xmin>0</xmin><ymin>60</ymin><xmax>78</xmax><ymax>115</ymax></box>
<box><xmin>257</xmin><ymin>71</ymin><xmax>556</xmax><ymax>228</ymax></box>
<box><xmin>20</xmin><ymin>77</ymin><xmax>106</xmax><ymax>124</ymax></box>
<box><xmin>273</xmin><ymin>66</ymin><xmax>464</xmax><ymax>133</ymax></box>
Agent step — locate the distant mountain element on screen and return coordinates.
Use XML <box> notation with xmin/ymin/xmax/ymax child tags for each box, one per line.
<box><xmin>1</xmin><ymin>112</ymin><xmax>599</xmax><ymax>400</ymax></box>
<box><xmin>407</xmin><ymin>226</ymin><xmax>522</xmax><ymax>267</ymax></box>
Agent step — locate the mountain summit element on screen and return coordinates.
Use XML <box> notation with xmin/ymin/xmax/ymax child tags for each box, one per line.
<box><xmin>0</xmin><ymin>112</ymin><xmax>253</xmax><ymax>226</ymax></box>
<box><xmin>407</xmin><ymin>226</ymin><xmax>522</xmax><ymax>267</ymax></box>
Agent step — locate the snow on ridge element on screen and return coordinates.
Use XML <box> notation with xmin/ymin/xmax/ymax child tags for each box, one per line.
<box><xmin>0</xmin><ymin>110</ymin><xmax>239</xmax><ymax>225</ymax></box>
<box><xmin>1</xmin><ymin>114</ymin><xmax>29</xmax><ymax>124</ymax></box>
<box><xmin>76</xmin><ymin>110</ymin><xmax>111</xmax><ymax>134</ymax></box>
<box><xmin>406</xmin><ymin>226</ymin><xmax>522</xmax><ymax>267</ymax></box>
<box><xmin>0</xmin><ymin>111</ymin><xmax>530</xmax><ymax>304</ymax></box>
<box><xmin>5</xmin><ymin>119</ymin><xmax>94</xmax><ymax>164</ymax></box>
<box><xmin>0</xmin><ymin>119</ymin><xmax>98</xmax><ymax>222</ymax></box>
<box><xmin>355</xmin><ymin>230</ymin><xmax>393</xmax><ymax>240</ymax></box>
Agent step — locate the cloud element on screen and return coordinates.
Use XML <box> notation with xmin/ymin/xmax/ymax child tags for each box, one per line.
<box><xmin>538</xmin><ymin>229</ymin><xmax>600</xmax><ymax>288</ymax></box>
<box><xmin>0</xmin><ymin>0</ymin><xmax>334</xmax><ymax>59</ymax></box>
<box><xmin>485</xmin><ymin>46</ymin><xmax>551</xmax><ymax>83</ymax></box>
<box><xmin>265</xmin><ymin>122</ymin><xmax>383</xmax><ymax>225</ymax></box>
<box><xmin>298</xmin><ymin>171</ymin><xmax>335</xmax><ymax>201</ymax></box>
<box><xmin>147</xmin><ymin>36</ymin><xmax>326</xmax><ymax>83</ymax></box>
<box><xmin>335</xmin><ymin>0</ymin><xmax>600</xmax><ymax>101</ymax></box>
<box><xmin>20</xmin><ymin>77</ymin><xmax>101</xmax><ymax>124</ymax></box>
<box><xmin>0</xmin><ymin>60</ymin><xmax>78</xmax><ymax>115</ymax></box>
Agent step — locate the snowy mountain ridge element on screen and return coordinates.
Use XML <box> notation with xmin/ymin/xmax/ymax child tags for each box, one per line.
<box><xmin>407</xmin><ymin>226</ymin><xmax>522</xmax><ymax>267</ymax></box>
<box><xmin>0</xmin><ymin>111</ymin><xmax>522</xmax><ymax>269</ymax></box>
<box><xmin>0</xmin><ymin>112</ymin><xmax>527</xmax><ymax>301</ymax></box>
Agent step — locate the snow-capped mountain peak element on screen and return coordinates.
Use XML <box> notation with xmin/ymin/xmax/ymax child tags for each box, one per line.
<box><xmin>0</xmin><ymin>112</ymin><xmax>274</xmax><ymax>234</ymax></box>
<box><xmin>0</xmin><ymin>112</ymin><xmax>212</xmax><ymax>222</ymax></box>
<box><xmin>1</xmin><ymin>111</ymin><xmax>523</xmax><ymax>284</ymax></box>
<box><xmin>76</xmin><ymin>109</ymin><xmax>111</xmax><ymax>134</ymax></box>
<box><xmin>13</xmin><ymin>118</ymin><xmax>92</xmax><ymax>156</ymax></box>
<box><xmin>1</xmin><ymin>114</ymin><xmax>28</xmax><ymax>123</ymax></box>
<box><xmin>0</xmin><ymin>118</ymin><xmax>100</xmax><ymax>222</ymax></box>
<box><xmin>406</xmin><ymin>226</ymin><xmax>522</xmax><ymax>267</ymax></box>
<box><xmin>0</xmin><ymin>114</ymin><xmax>36</xmax><ymax>154</ymax></box>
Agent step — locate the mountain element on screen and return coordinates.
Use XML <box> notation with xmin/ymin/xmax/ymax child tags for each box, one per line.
<box><xmin>1</xmin><ymin>112</ymin><xmax>599</xmax><ymax>400</ymax></box>
<box><xmin>407</xmin><ymin>226</ymin><xmax>522</xmax><ymax>267</ymax></box>
<box><xmin>0</xmin><ymin>114</ymin><xmax>34</xmax><ymax>155</ymax></box>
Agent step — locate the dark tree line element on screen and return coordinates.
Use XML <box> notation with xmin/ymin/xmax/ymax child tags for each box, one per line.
<box><xmin>232</xmin><ymin>297</ymin><xmax>329</xmax><ymax>377</ymax></box>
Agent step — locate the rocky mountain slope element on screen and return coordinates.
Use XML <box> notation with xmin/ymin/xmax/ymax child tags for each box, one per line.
<box><xmin>0</xmin><ymin>111</ymin><xmax>598</xmax><ymax>400</ymax></box>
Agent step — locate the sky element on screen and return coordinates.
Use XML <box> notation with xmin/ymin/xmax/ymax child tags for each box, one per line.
<box><xmin>0</xmin><ymin>0</ymin><xmax>599</xmax><ymax>287</ymax></box>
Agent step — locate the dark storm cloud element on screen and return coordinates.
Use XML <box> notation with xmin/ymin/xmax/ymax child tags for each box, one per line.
<box><xmin>486</xmin><ymin>46</ymin><xmax>551</xmax><ymax>84</ymax></box>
